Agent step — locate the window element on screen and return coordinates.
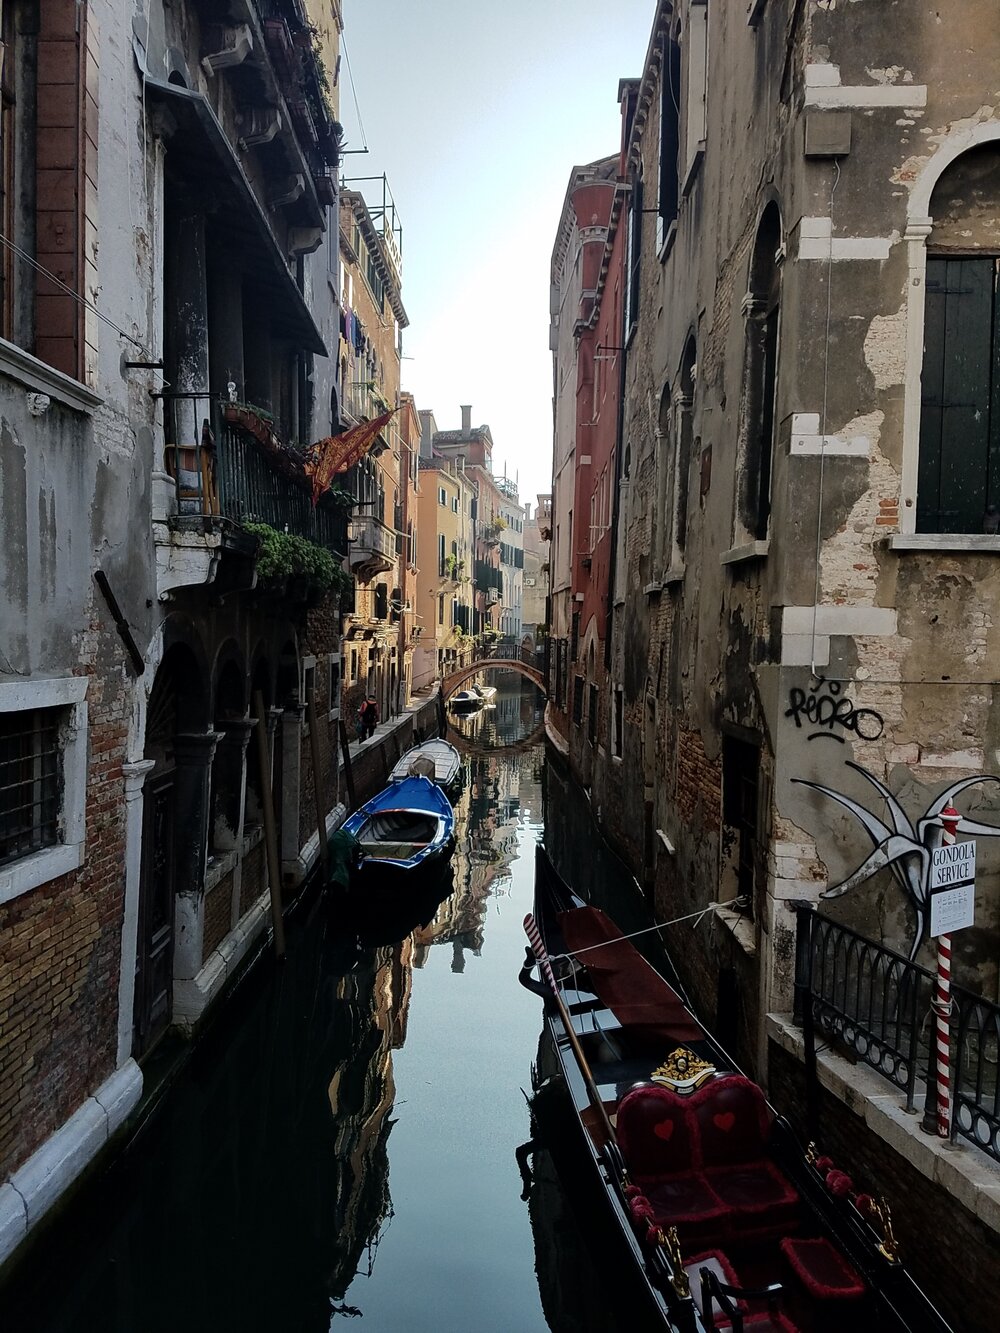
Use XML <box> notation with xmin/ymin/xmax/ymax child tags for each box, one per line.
<box><xmin>625</xmin><ymin>169</ymin><xmax>644</xmax><ymax>333</ymax></box>
<box><xmin>438</xmin><ymin>532</ymin><xmax>446</xmax><ymax>577</ymax></box>
<box><xmin>657</xmin><ymin>34</ymin><xmax>681</xmax><ymax>251</ymax></box>
<box><xmin>613</xmin><ymin>687</ymin><xmax>624</xmax><ymax>758</ymax></box>
<box><xmin>572</xmin><ymin>675</ymin><xmax>584</xmax><ymax>726</ymax></box>
<box><xmin>588</xmin><ymin>684</ymin><xmax>598</xmax><ymax>745</ymax></box>
<box><xmin>737</xmin><ymin>203</ymin><xmax>782</xmax><ymax>543</ymax></box>
<box><xmin>722</xmin><ymin>735</ymin><xmax>761</xmax><ymax>921</ymax></box>
<box><xmin>438</xmin><ymin>594</ymin><xmax>445</xmax><ymax>626</ymax></box>
<box><xmin>0</xmin><ymin>677</ymin><xmax>88</xmax><ymax>903</ymax></box>
<box><xmin>438</xmin><ymin>486</ymin><xmax>447</xmax><ymax>506</ymax></box>
<box><xmin>350</xmin><ymin>648</ymin><xmax>359</xmax><ymax>682</ymax></box>
<box><xmin>328</xmin><ymin>648</ymin><xmax>341</xmax><ymax>716</ymax></box>
<box><xmin>1</xmin><ymin>709</ymin><xmax>60</xmax><ymax>866</ymax></box>
<box><xmin>917</xmin><ymin>147</ymin><xmax>1000</xmax><ymax>534</ymax></box>
<box><xmin>451</xmin><ymin>495</ymin><xmax>459</xmax><ymax>513</ymax></box>
<box><xmin>303</xmin><ymin>662</ymin><xmax>315</xmax><ymax>707</ymax></box>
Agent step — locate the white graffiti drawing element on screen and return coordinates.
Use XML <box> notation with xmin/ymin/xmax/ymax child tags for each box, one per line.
<box><xmin>792</xmin><ymin>761</ymin><xmax>1000</xmax><ymax>959</ymax></box>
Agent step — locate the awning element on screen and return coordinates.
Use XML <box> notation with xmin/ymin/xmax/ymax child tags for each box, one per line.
<box><xmin>145</xmin><ymin>78</ymin><xmax>327</xmax><ymax>357</ymax></box>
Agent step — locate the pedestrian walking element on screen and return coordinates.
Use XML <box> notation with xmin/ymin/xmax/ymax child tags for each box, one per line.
<box><xmin>364</xmin><ymin>694</ymin><xmax>379</xmax><ymax>739</ymax></box>
<box><xmin>355</xmin><ymin>698</ymin><xmax>368</xmax><ymax>742</ymax></box>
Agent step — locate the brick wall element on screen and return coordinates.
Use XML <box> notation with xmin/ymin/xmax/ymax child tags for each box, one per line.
<box><xmin>675</xmin><ymin>728</ymin><xmax>721</xmax><ymax>832</ymax></box>
<box><xmin>769</xmin><ymin>1041</ymin><xmax>994</xmax><ymax>1333</ymax></box>
<box><xmin>202</xmin><ymin>871</ymin><xmax>234</xmax><ymax>958</ymax></box>
<box><xmin>0</xmin><ymin>627</ymin><xmax>128</xmax><ymax>1178</ymax></box>
<box><xmin>239</xmin><ymin>839</ymin><xmax>267</xmax><ymax>916</ymax></box>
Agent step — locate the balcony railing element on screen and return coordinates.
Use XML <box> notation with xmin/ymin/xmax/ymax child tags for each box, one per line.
<box><xmin>161</xmin><ymin>394</ymin><xmax>348</xmax><ymax>555</ymax></box>
<box><xmin>348</xmin><ymin>513</ymin><xmax>395</xmax><ymax>573</ymax></box>
<box><xmin>793</xmin><ymin>904</ymin><xmax>1000</xmax><ymax>1165</ymax></box>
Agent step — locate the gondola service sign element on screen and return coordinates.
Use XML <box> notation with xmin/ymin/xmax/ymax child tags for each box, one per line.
<box><xmin>929</xmin><ymin>840</ymin><xmax>976</xmax><ymax>937</ymax></box>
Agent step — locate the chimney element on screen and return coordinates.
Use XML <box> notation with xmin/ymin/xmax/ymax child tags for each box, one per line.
<box><xmin>461</xmin><ymin>404</ymin><xmax>472</xmax><ymax>433</ymax></box>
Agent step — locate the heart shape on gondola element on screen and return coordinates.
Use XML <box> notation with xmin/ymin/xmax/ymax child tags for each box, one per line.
<box><xmin>653</xmin><ymin>1119</ymin><xmax>675</xmax><ymax>1141</ymax></box>
<box><xmin>713</xmin><ymin>1112</ymin><xmax>736</xmax><ymax>1132</ymax></box>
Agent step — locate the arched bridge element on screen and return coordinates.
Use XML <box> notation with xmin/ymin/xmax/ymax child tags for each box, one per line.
<box><xmin>441</xmin><ymin>647</ymin><xmax>546</xmax><ymax>700</ymax></box>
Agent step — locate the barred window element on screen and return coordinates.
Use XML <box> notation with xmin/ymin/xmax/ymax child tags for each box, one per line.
<box><xmin>0</xmin><ymin>708</ymin><xmax>62</xmax><ymax>867</ymax></box>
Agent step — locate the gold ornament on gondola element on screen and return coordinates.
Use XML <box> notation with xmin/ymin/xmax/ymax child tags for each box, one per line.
<box><xmin>872</xmin><ymin>1197</ymin><xmax>899</xmax><ymax>1263</ymax></box>
<box><xmin>650</xmin><ymin>1046</ymin><xmax>717</xmax><ymax>1093</ymax></box>
<box><xmin>662</xmin><ymin>1226</ymin><xmax>690</xmax><ymax>1299</ymax></box>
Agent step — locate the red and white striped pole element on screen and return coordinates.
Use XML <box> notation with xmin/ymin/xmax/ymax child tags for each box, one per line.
<box><xmin>934</xmin><ymin>804</ymin><xmax>960</xmax><ymax>1138</ymax></box>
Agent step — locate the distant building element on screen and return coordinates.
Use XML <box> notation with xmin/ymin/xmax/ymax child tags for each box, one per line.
<box><xmin>521</xmin><ymin>496</ymin><xmax>551</xmax><ymax>645</ymax></box>
<box><xmin>413</xmin><ymin>415</ymin><xmax>477</xmax><ymax>690</ymax></box>
<box><xmin>339</xmin><ymin>179</ymin><xmax>410</xmax><ymax>728</ymax></box>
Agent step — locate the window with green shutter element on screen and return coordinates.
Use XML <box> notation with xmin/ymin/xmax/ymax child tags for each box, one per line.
<box><xmin>918</xmin><ymin>256</ymin><xmax>1000</xmax><ymax>534</ymax></box>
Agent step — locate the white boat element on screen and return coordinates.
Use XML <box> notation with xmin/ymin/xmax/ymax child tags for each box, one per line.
<box><xmin>389</xmin><ymin>738</ymin><xmax>462</xmax><ymax>789</ymax></box>
<box><xmin>470</xmin><ymin>682</ymin><xmax>496</xmax><ymax>703</ymax></box>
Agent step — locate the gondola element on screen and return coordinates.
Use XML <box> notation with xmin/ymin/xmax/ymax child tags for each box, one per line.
<box><xmin>519</xmin><ymin>847</ymin><xmax>952</xmax><ymax>1333</ymax></box>
<box><xmin>389</xmin><ymin>738</ymin><xmax>462</xmax><ymax>790</ymax></box>
<box><xmin>341</xmin><ymin>775</ymin><xmax>455</xmax><ymax>882</ymax></box>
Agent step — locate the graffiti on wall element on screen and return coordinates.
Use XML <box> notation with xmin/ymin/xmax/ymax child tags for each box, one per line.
<box><xmin>792</xmin><ymin>761</ymin><xmax>1000</xmax><ymax>959</ymax></box>
<box><xmin>785</xmin><ymin>677</ymin><xmax>884</xmax><ymax>743</ymax></box>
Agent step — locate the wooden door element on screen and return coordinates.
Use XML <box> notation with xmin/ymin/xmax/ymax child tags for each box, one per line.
<box><xmin>134</xmin><ymin>771</ymin><xmax>176</xmax><ymax>1057</ymax></box>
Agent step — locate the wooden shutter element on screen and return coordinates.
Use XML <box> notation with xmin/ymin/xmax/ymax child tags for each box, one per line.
<box><xmin>918</xmin><ymin>257</ymin><xmax>999</xmax><ymax>533</ymax></box>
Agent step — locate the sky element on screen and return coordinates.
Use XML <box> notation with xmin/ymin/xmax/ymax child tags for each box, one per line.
<box><xmin>337</xmin><ymin>0</ymin><xmax>655</xmax><ymax>509</ymax></box>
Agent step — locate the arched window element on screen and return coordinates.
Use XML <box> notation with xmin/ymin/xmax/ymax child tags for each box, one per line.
<box><xmin>738</xmin><ymin>204</ymin><xmax>782</xmax><ymax>543</ymax></box>
<box><xmin>918</xmin><ymin>145</ymin><xmax>1000</xmax><ymax>534</ymax></box>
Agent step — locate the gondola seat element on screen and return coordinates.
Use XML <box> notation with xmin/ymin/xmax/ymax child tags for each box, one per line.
<box><xmin>618</xmin><ymin>1084</ymin><xmax>731</xmax><ymax>1248</ymax></box>
<box><xmin>691</xmin><ymin>1076</ymin><xmax>799</xmax><ymax>1241</ymax></box>
<box><xmin>779</xmin><ymin>1237</ymin><xmax>866</xmax><ymax>1301</ymax></box>
<box><xmin>616</xmin><ymin>1078</ymin><xmax>799</xmax><ymax>1247</ymax></box>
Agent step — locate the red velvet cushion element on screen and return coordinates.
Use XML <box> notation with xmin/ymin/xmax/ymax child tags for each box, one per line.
<box><xmin>641</xmin><ymin>1173</ymin><xmax>731</xmax><ymax>1249</ymax></box>
<box><xmin>780</xmin><ymin>1237</ymin><xmax>866</xmax><ymax>1301</ymax></box>
<box><xmin>617</xmin><ymin>1084</ymin><xmax>698</xmax><ymax>1176</ymax></box>
<box><xmin>739</xmin><ymin>1315</ymin><xmax>801</xmax><ymax>1333</ymax></box>
<box><xmin>705</xmin><ymin>1159</ymin><xmax>799</xmax><ymax>1216</ymax></box>
<box><xmin>691</xmin><ymin>1074</ymin><xmax>771</xmax><ymax>1167</ymax></box>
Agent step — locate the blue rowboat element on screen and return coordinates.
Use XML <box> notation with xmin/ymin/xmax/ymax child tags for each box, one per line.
<box><xmin>342</xmin><ymin>774</ymin><xmax>455</xmax><ymax>879</ymax></box>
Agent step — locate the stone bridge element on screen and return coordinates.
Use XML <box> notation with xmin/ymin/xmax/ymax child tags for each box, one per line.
<box><xmin>441</xmin><ymin>649</ymin><xmax>546</xmax><ymax>700</ymax></box>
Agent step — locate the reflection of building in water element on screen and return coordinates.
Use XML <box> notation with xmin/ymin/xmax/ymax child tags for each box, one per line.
<box><xmin>412</xmin><ymin>747</ymin><xmax>523</xmax><ymax>970</ymax></box>
<box><xmin>324</xmin><ymin>939</ymin><xmax>413</xmax><ymax>1308</ymax></box>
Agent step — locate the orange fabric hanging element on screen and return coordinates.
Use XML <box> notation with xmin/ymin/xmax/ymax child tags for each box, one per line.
<box><xmin>304</xmin><ymin>408</ymin><xmax>397</xmax><ymax>506</ymax></box>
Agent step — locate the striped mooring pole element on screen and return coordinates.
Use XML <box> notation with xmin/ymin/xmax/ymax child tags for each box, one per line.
<box><xmin>934</xmin><ymin>803</ymin><xmax>961</xmax><ymax>1138</ymax></box>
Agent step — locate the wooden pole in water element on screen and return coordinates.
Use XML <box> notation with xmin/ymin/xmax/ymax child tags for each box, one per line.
<box><xmin>253</xmin><ymin>690</ymin><xmax>285</xmax><ymax>959</ymax></box>
<box><xmin>338</xmin><ymin>718</ymin><xmax>356</xmax><ymax>810</ymax></box>
<box><xmin>307</xmin><ymin>688</ymin><xmax>330</xmax><ymax>878</ymax></box>
<box><xmin>523</xmin><ymin>914</ymin><xmax>616</xmax><ymax>1146</ymax></box>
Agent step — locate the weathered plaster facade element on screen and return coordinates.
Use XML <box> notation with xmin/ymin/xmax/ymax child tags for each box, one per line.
<box><xmin>1</xmin><ymin>0</ymin><xmax>350</xmax><ymax>1269</ymax></box>
<box><xmin>550</xmin><ymin>2</ymin><xmax>1000</xmax><ymax>1314</ymax></box>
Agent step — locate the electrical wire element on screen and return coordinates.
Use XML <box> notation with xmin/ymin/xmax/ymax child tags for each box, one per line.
<box><xmin>340</xmin><ymin>31</ymin><xmax>368</xmax><ymax>153</ymax></box>
<box><xmin>0</xmin><ymin>231</ymin><xmax>151</xmax><ymax>356</ymax></box>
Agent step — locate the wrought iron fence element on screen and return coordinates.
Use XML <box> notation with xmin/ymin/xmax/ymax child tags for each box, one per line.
<box><xmin>161</xmin><ymin>394</ymin><xmax>348</xmax><ymax>555</ymax></box>
<box><xmin>793</xmin><ymin>904</ymin><xmax>1000</xmax><ymax>1164</ymax></box>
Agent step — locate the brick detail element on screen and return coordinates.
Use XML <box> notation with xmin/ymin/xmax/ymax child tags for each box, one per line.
<box><xmin>676</xmin><ymin>729</ymin><xmax>722</xmax><ymax>832</ymax></box>
<box><xmin>240</xmin><ymin>839</ymin><xmax>267</xmax><ymax>917</ymax></box>
<box><xmin>0</xmin><ymin>621</ymin><xmax>128</xmax><ymax>1179</ymax></box>
<box><xmin>202</xmin><ymin>870</ymin><xmax>235</xmax><ymax>959</ymax></box>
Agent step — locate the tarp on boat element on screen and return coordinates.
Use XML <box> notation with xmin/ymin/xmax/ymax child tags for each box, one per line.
<box><xmin>558</xmin><ymin>905</ymin><xmax>704</xmax><ymax>1045</ymax></box>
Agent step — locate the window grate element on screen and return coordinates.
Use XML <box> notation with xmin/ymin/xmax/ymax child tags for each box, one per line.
<box><xmin>0</xmin><ymin>709</ymin><xmax>61</xmax><ymax>867</ymax></box>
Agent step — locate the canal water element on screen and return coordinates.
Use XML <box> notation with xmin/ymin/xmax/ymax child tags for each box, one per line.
<box><xmin>0</xmin><ymin>676</ymin><xmax>652</xmax><ymax>1332</ymax></box>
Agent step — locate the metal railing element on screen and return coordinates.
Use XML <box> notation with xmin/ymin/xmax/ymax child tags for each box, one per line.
<box><xmin>793</xmin><ymin>904</ymin><xmax>1000</xmax><ymax>1164</ymax></box>
<box><xmin>162</xmin><ymin>394</ymin><xmax>348</xmax><ymax>555</ymax></box>
<box><xmin>348</xmin><ymin>513</ymin><xmax>395</xmax><ymax>564</ymax></box>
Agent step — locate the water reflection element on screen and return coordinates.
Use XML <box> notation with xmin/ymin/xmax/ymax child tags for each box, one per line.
<box><xmin>1</xmin><ymin>679</ymin><xmax>552</xmax><ymax>1333</ymax></box>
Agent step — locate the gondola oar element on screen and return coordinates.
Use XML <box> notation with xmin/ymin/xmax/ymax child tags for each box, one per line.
<box><xmin>523</xmin><ymin>911</ymin><xmax>617</xmax><ymax>1146</ymax></box>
